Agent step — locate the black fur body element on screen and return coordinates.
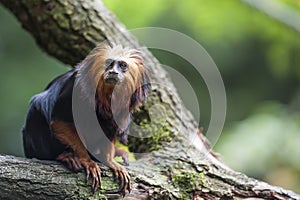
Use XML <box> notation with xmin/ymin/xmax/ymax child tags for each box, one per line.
<box><xmin>22</xmin><ymin>69</ymin><xmax>129</xmax><ymax>160</ymax></box>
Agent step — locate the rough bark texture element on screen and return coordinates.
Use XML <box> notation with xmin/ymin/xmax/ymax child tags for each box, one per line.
<box><xmin>0</xmin><ymin>0</ymin><xmax>299</xmax><ymax>199</ymax></box>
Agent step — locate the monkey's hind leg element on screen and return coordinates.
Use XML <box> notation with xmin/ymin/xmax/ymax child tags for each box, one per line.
<box><xmin>51</xmin><ymin>119</ymin><xmax>102</xmax><ymax>193</ymax></box>
<box><xmin>115</xmin><ymin>146</ymin><xmax>129</xmax><ymax>166</ymax></box>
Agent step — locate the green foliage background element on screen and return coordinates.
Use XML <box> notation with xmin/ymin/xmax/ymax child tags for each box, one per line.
<box><xmin>0</xmin><ymin>0</ymin><xmax>299</xmax><ymax>193</ymax></box>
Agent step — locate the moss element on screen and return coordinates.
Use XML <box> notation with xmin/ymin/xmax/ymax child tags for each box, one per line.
<box><xmin>128</xmin><ymin>118</ymin><xmax>174</xmax><ymax>153</ymax></box>
<box><xmin>170</xmin><ymin>168</ymin><xmax>206</xmax><ymax>199</ymax></box>
<box><xmin>198</xmin><ymin>172</ymin><xmax>207</xmax><ymax>186</ymax></box>
<box><xmin>74</xmin><ymin>171</ymin><xmax>119</xmax><ymax>200</ymax></box>
<box><xmin>129</xmin><ymin>101</ymin><xmax>176</xmax><ymax>154</ymax></box>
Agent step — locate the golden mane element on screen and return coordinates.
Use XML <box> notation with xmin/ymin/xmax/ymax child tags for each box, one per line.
<box><xmin>76</xmin><ymin>43</ymin><xmax>150</xmax><ymax>114</ymax></box>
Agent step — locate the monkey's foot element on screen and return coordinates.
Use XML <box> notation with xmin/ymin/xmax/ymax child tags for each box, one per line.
<box><xmin>107</xmin><ymin>161</ymin><xmax>131</xmax><ymax>196</ymax></box>
<box><xmin>57</xmin><ymin>151</ymin><xmax>83</xmax><ymax>172</ymax></box>
<box><xmin>115</xmin><ymin>146</ymin><xmax>129</xmax><ymax>166</ymax></box>
<box><xmin>81</xmin><ymin>159</ymin><xmax>102</xmax><ymax>193</ymax></box>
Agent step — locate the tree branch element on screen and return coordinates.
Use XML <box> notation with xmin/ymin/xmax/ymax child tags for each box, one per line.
<box><xmin>1</xmin><ymin>154</ymin><xmax>299</xmax><ymax>199</ymax></box>
<box><xmin>0</xmin><ymin>0</ymin><xmax>299</xmax><ymax>199</ymax></box>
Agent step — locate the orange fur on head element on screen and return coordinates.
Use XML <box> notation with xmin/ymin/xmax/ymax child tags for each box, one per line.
<box><xmin>77</xmin><ymin>43</ymin><xmax>150</xmax><ymax>115</ymax></box>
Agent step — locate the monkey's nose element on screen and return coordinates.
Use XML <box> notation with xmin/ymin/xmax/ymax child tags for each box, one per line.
<box><xmin>108</xmin><ymin>70</ymin><xmax>118</xmax><ymax>75</ymax></box>
<box><xmin>107</xmin><ymin>71</ymin><xmax>119</xmax><ymax>79</ymax></box>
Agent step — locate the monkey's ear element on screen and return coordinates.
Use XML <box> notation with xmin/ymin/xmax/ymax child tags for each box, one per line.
<box><xmin>130</xmin><ymin>64</ymin><xmax>151</xmax><ymax>110</ymax></box>
<box><xmin>141</xmin><ymin>68</ymin><xmax>151</xmax><ymax>100</ymax></box>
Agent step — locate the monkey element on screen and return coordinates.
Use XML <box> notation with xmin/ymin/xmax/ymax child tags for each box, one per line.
<box><xmin>22</xmin><ymin>43</ymin><xmax>150</xmax><ymax>195</ymax></box>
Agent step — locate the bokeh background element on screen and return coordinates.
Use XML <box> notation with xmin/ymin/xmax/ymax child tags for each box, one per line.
<box><xmin>0</xmin><ymin>0</ymin><xmax>299</xmax><ymax>193</ymax></box>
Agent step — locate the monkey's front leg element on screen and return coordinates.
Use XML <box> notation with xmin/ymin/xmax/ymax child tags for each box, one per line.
<box><xmin>51</xmin><ymin>120</ymin><xmax>102</xmax><ymax>193</ymax></box>
<box><xmin>103</xmin><ymin>139</ymin><xmax>131</xmax><ymax>195</ymax></box>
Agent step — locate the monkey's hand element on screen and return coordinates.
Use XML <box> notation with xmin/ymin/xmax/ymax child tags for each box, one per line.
<box><xmin>106</xmin><ymin>159</ymin><xmax>131</xmax><ymax>196</ymax></box>
<box><xmin>80</xmin><ymin>158</ymin><xmax>102</xmax><ymax>193</ymax></box>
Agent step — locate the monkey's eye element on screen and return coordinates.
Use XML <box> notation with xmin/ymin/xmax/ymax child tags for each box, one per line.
<box><xmin>105</xmin><ymin>59</ymin><xmax>114</xmax><ymax>67</ymax></box>
<box><xmin>118</xmin><ymin>61</ymin><xmax>128</xmax><ymax>71</ymax></box>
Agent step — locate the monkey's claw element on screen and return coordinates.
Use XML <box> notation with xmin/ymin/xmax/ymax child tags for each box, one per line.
<box><xmin>82</xmin><ymin>160</ymin><xmax>102</xmax><ymax>193</ymax></box>
<box><xmin>112</xmin><ymin>166</ymin><xmax>131</xmax><ymax>196</ymax></box>
<box><xmin>57</xmin><ymin>151</ymin><xmax>83</xmax><ymax>172</ymax></box>
<box><xmin>119</xmin><ymin>169</ymin><xmax>131</xmax><ymax>196</ymax></box>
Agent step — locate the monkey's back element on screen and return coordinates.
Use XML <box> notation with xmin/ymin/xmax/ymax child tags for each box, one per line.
<box><xmin>22</xmin><ymin>70</ymin><xmax>76</xmax><ymax>160</ymax></box>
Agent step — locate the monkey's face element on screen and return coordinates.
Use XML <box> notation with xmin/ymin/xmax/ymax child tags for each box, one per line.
<box><xmin>77</xmin><ymin>44</ymin><xmax>150</xmax><ymax>111</ymax></box>
<box><xmin>99</xmin><ymin>46</ymin><xmax>149</xmax><ymax>97</ymax></box>
<box><xmin>103</xmin><ymin>58</ymin><xmax>128</xmax><ymax>85</ymax></box>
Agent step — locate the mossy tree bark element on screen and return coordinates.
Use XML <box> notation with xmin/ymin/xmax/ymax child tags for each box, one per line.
<box><xmin>0</xmin><ymin>0</ymin><xmax>299</xmax><ymax>199</ymax></box>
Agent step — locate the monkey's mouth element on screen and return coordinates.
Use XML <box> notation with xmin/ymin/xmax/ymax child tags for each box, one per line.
<box><xmin>105</xmin><ymin>78</ymin><xmax>118</xmax><ymax>84</ymax></box>
<box><xmin>104</xmin><ymin>76</ymin><xmax>120</xmax><ymax>85</ymax></box>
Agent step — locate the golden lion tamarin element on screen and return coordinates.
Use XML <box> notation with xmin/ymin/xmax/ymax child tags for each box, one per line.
<box><xmin>22</xmin><ymin>43</ymin><xmax>150</xmax><ymax>195</ymax></box>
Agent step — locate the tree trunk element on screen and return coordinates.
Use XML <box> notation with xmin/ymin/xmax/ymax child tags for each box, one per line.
<box><xmin>0</xmin><ymin>0</ymin><xmax>299</xmax><ymax>199</ymax></box>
